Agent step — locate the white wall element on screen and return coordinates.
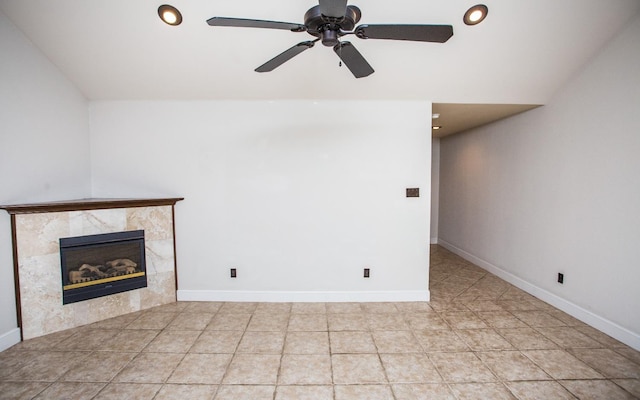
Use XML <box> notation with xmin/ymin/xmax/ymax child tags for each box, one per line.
<box><xmin>0</xmin><ymin>11</ymin><xmax>90</xmax><ymax>350</ymax></box>
<box><xmin>90</xmin><ymin>100</ymin><xmax>432</xmax><ymax>301</ymax></box>
<box><xmin>430</xmin><ymin>138</ymin><xmax>440</xmax><ymax>243</ymax></box>
<box><xmin>438</xmin><ymin>14</ymin><xmax>640</xmax><ymax>349</ymax></box>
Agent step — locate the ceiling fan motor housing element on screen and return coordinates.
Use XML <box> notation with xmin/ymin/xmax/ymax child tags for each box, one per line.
<box><xmin>304</xmin><ymin>5</ymin><xmax>362</xmax><ymax>46</ymax></box>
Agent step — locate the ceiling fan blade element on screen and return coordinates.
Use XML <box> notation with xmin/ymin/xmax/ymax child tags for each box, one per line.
<box><xmin>318</xmin><ymin>0</ymin><xmax>348</xmax><ymax>18</ymax></box>
<box><xmin>355</xmin><ymin>24</ymin><xmax>453</xmax><ymax>43</ymax></box>
<box><xmin>255</xmin><ymin>41</ymin><xmax>317</xmax><ymax>73</ymax></box>
<box><xmin>333</xmin><ymin>42</ymin><xmax>374</xmax><ymax>78</ymax></box>
<box><xmin>207</xmin><ymin>17</ymin><xmax>305</xmax><ymax>32</ymax></box>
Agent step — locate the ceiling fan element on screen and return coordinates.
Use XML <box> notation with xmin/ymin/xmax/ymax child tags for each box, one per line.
<box><xmin>207</xmin><ymin>0</ymin><xmax>453</xmax><ymax>78</ymax></box>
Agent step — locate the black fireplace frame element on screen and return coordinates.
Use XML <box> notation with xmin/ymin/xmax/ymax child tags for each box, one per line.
<box><xmin>60</xmin><ymin>230</ymin><xmax>147</xmax><ymax>304</ymax></box>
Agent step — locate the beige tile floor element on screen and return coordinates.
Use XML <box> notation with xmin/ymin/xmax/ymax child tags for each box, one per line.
<box><xmin>1</xmin><ymin>245</ymin><xmax>639</xmax><ymax>399</ymax></box>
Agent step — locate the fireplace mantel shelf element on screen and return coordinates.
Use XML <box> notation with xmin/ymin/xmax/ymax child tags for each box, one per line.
<box><xmin>0</xmin><ymin>197</ymin><xmax>184</xmax><ymax>215</ymax></box>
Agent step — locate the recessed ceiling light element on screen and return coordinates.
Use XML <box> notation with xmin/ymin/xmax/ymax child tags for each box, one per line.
<box><xmin>432</xmin><ymin>113</ymin><xmax>440</xmax><ymax>119</ymax></box>
<box><xmin>158</xmin><ymin>4</ymin><xmax>182</xmax><ymax>26</ymax></box>
<box><xmin>432</xmin><ymin>126</ymin><xmax>442</xmax><ymax>130</ymax></box>
<box><xmin>463</xmin><ymin>4</ymin><xmax>488</xmax><ymax>26</ymax></box>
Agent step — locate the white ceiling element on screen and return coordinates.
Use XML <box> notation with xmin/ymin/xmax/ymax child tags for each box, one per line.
<box><xmin>2</xmin><ymin>0</ymin><xmax>639</xmax><ymax>104</ymax></box>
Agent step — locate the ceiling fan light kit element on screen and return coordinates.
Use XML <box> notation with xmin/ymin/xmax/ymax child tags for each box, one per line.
<box><xmin>463</xmin><ymin>4</ymin><xmax>488</xmax><ymax>26</ymax></box>
<box><xmin>158</xmin><ymin>4</ymin><xmax>182</xmax><ymax>26</ymax></box>
<box><xmin>206</xmin><ymin>0</ymin><xmax>454</xmax><ymax>78</ymax></box>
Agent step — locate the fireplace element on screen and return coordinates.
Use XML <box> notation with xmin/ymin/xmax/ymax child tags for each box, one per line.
<box><xmin>60</xmin><ymin>230</ymin><xmax>147</xmax><ymax>304</ymax></box>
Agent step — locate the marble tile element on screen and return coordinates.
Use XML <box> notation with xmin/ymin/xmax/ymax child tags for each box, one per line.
<box><xmin>190</xmin><ymin>330</ymin><xmax>243</xmax><ymax>354</ymax></box>
<box><xmin>126</xmin><ymin>206</ymin><xmax>173</xmax><ymax>241</ymax></box>
<box><xmin>522</xmin><ymin>350</ymin><xmax>604</xmax><ymax>380</ymax></box>
<box><xmin>33</xmin><ymin>382</ymin><xmax>106</xmax><ymax>400</ymax></box>
<box><xmin>284</xmin><ymin>331</ymin><xmax>330</xmax><ymax>354</ymax></box>
<box><xmin>88</xmin><ymin>312</ymin><xmax>143</xmax><ymax>330</ymax></box>
<box><xmin>143</xmin><ymin>330</ymin><xmax>200</xmax><ymax>353</ymax></box>
<box><xmin>455</xmin><ymin>328</ymin><xmax>514</xmax><ymax>351</ymax></box>
<box><xmin>145</xmin><ymin>239</ymin><xmax>177</xmax><ymax>273</ymax></box>
<box><xmin>168</xmin><ymin>353</ymin><xmax>232</xmax><ymax>384</ymax></box>
<box><xmin>414</xmin><ymin>329</ymin><xmax>470</xmax><ymax>352</ymax></box>
<box><xmin>476</xmin><ymin>351</ymin><xmax>551</xmax><ymax>381</ymax></box>
<box><xmin>367</xmin><ymin>313</ymin><xmax>410</xmax><ymax>330</ymax></box>
<box><xmin>6</xmin><ymin>351</ymin><xmax>90</xmax><ymax>382</ymax></box>
<box><xmin>0</xmin><ymin>350</ymin><xmax>41</xmax><ymax>379</ymax></box>
<box><xmin>615</xmin><ymin>347</ymin><xmax>640</xmax><ymax>366</ymax></box>
<box><xmin>394</xmin><ymin>302</ymin><xmax>433</xmax><ymax>313</ymax></box>
<box><xmin>275</xmin><ymin>385</ymin><xmax>333</xmax><ymax>400</ymax></box>
<box><xmin>246</xmin><ymin>313</ymin><xmax>290</xmax><ymax>331</ymax></box>
<box><xmin>12</xmin><ymin>328</ymin><xmax>76</xmax><ymax>351</ymax></box>
<box><xmin>326</xmin><ymin>302</ymin><xmax>363</xmax><ymax>313</ymax></box>
<box><xmin>372</xmin><ymin>330</ymin><xmax>422</xmax><ymax>353</ymax></box>
<box><xmin>449</xmin><ymin>382</ymin><xmax>516</xmax><ymax>399</ymax></box>
<box><xmin>574</xmin><ymin>324</ymin><xmax>627</xmax><ymax>348</ymax></box>
<box><xmin>69</xmin><ymin>209</ymin><xmax>127</xmax><ymax>236</ymax></box>
<box><xmin>222</xmin><ymin>354</ymin><xmax>281</xmax><ymax>385</ymax></box>
<box><xmin>0</xmin><ymin>382</ymin><xmax>51</xmax><ymax>400</ymax></box>
<box><xmin>330</xmin><ymin>331</ymin><xmax>377</xmax><ymax>354</ymax></box>
<box><xmin>278</xmin><ymin>355</ymin><xmax>333</xmax><ymax>385</ymax></box>
<box><xmin>113</xmin><ymin>352</ymin><xmax>184</xmax><ymax>383</ymax></box>
<box><xmin>568</xmin><ymin>348</ymin><xmax>640</xmax><ymax>378</ymax></box>
<box><xmin>290</xmin><ymin>302</ymin><xmax>327</xmax><ymax>314</ymax></box>
<box><xmin>93</xmin><ymin>383</ymin><xmax>162</xmax><ymax>400</ymax></box>
<box><xmin>150</xmin><ymin>302</ymin><xmax>189</xmax><ymax>313</ymax></box>
<box><xmin>107</xmin><ymin>329</ymin><xmax>161</xmax><ymax>352</ymax></box>
<box><xmin>334</xmin><ymin>384</ymin><xmax>394</xmax><ymax>399</ymax></box>
<box><xmin>236</xmin><ymin>331</ymin><xmax>285</xmax><ymax>354</ymax></box>
<box><xmin>560</xmin><ymin>379</ymin><xmax>637</xmax><ymax>400</ymax></box>
<box><xmin>391</xmin><ymin>384</ymin><xmax>455</xmax><ymax>399</ymax></box>
<box><xmin>440</xmin><ymin>311</ymin><xmax>488</xmax><ymax>329</ymax></box>
<box><xmin>331</xmin><ymin>354</ymin><xmax>387</xmax><ymax>384</ymax></box>
<box><xmin>61</xmin><ymin>352</ymin><xmax>137</xmax><ymax>382</ymax></box>
<box><xmin>497</xmin><ymin>327</ymin><xmax>560</xmax><ymax>350</ymax></box>
<box><xmin>362</xmin><ymin>302</ymin><xmax>399</xmax><ymax>313</ymax></box>
<box><xmin>464</xmin><ymin>300</ymin><xmax>506</xmax><ymax>312</ymax></box>
<box><xmin>327</xmin><ymin>313</ymin><xmax>368</xmax><ymax>331</ymax></box>
<box><xmin>380</xmin><ymin>353</ymin><xmax>442</xmax><ymax>383</ymax></box>
<box><xmin>537</xmin><ymin>326</ymin><xmax>603</xmax><ymax>348</ymax></box>
<box><xmin>510</xmin><ymin>311</ymin><xmax>566</xmax><ymax>327</ymax></box>
<box><xmin>428</xmin><ymin>352</ymin><xmax>497</xmax><ymax>383</ymax></box>
<box><xmin>154</xmin><ymin>384</ymin><xmax>218</xmax><ymax>400</ymax></box>
<box><xmin>217</xmin><ymin>302</ymin><xmax>258</xmax><ymax>314</ymax></box>
<box><xmin>505</xmin><ymin>381</ymin><xmax>576</xmax><ymax>400</ymax></box>
<box><xmin>254</xmin><ymin>302</ymin><xmax>292</xmax><ymax>314</ymax></box>
<box><xmin>16</xmin><ymin>212</ymin><xmax>69</xmax><ymax>256</ymax></box>
<box><xmin>476</xmin><ymin>311</ymin><xmax>528</xmax><ymax>329</ymax></box>
<box><xmin>214</xmin><ymin>385</ymin><xmax>275</xmax><ymax>400</ymax></box>
<box><xmin>166</xmin><ymin>312</ymin><xmax>214</xmax><ymax>331</ymax></box>
<box><xmin>403</xmin><ymin>312</ymin><xmax>450</xmax><ymax>330</ymax></box>
<box><xmin>206</xmin><ymin>313</ymin><xmax>252</xmax><ymax>331</ymax></box>
<box><xmin>612</xmin><ymin>379</ymin><xmax>640</xmax><ymax>398</ymax></box>
<box><xmin>287</xmin><ymin>313</ymin><xmax>328</xmax><ymax>331</ymax></box>
<box><xmin>127</xmin><ymin>312</ymin><xmax>177</xmax><ymax>330</ymax></box>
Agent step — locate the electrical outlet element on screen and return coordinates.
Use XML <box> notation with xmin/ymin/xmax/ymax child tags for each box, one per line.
<box><xmin>557</xmin><ymin>273</ymin><xmax>564</xmax><ymax>284</ymax></box>
<box><xmin>230</xmin><ymin>268</ymin><xmax>237</xmax><ymax>278</ymax></box>
<box><xmin>364</xmin><ymin>268</ymin><xmax>370</xmax><ymax>278</ymax></box>
<box><xmin>406</xmin><ymin>188</ymin><xmax>420</xmax><ymax>197</ymax></box>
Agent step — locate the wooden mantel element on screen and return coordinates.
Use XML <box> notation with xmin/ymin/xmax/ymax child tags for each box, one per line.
<box><xmin>0</xmin><ymin>197</ymin><xmax>184</xmax><ymax>215</ymax></box>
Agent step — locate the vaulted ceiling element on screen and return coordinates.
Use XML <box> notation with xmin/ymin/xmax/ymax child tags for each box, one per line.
<box><xmin>2</xmin><ymin>0</ymin><xmax>639</xmax><ymax>133</ymax></box>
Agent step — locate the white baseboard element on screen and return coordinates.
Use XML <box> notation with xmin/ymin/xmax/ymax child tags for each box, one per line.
<box><xmin>438</xmin><ymin>239</ymin><xmax>640</xmax><ymax>351</ymax></box>
<box><xmin>177</xmin><ymin>290</ymin><xmax>430</xmax><ymax>303</ymax></box>
<box><xmin>430</xmin><ymin>237</ymin><xmax>439</xmax><ymax>244</ymax></box>
<box><xmin>0</xmin><ymin>328</ymin><xmax>21</xmax><ymax>352</ymax></box>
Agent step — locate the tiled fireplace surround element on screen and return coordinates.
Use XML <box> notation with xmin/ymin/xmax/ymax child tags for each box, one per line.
<box><xmin>2</xmin><ymin>198</ymin><xmax>183</xmax><ymax>340</ymax></box>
